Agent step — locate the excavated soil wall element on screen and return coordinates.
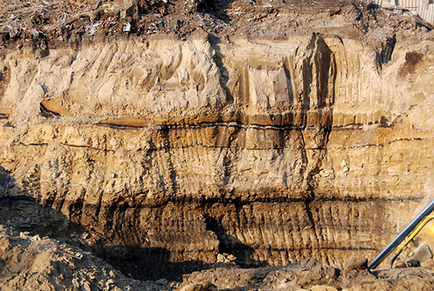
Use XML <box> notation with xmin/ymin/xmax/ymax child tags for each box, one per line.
<box><xmin>0</xmin><ymin>32</ymin><xmax>433</xmax><ymax>278</ymax></box>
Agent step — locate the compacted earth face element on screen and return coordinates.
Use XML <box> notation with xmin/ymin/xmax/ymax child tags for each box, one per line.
<box><xmin>0</xmin><ymin>0</ymin><xmax>434</xmax><ymax>290</ymax></box>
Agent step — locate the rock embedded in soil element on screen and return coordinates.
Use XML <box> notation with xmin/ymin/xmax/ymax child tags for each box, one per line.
<box><xmin>344</xmin><ymin>258</ymin><xmax>368</xmax><ymax>272</ymax></box>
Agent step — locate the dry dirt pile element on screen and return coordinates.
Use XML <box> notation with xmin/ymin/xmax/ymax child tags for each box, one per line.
<box><xmin>0</xmin><ymin>224</ymin><xmax>177</xmax><ymax>291</ymax></box>
<box><xmin>179</xmin><ymin>258</ymin><xmax>434</xmax><ymax>290</ymax></box>
<box><xmin>2</xmin><ymin>223</ymin><xmax>434</xmax><ymax>291</ymax></box>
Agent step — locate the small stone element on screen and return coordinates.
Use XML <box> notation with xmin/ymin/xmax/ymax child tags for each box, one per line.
<box><xmin>72</xmin><ymin>278</ymin><xmax>80</xmax><ymax>288</ymax></box>
<box><xmin>109</xmin><ymin>270</ymin><xmax>116</xmax><ymax>278</ymax></box>
<box><xmin>123</xmin><ymin>23</ymin><xmax>131</xmax><ymax>32</ymax></box>
<box><xmin>19</xmin><ymin>232</ymin><xmax>29</xmax><ymax>239</ymax></box>
<box><xmin>404</xmin><ymin>259</ymin><xmax>421</xmax><ymax>267</ymax></box>
<box><xmin>0</xmin><ymin>237</ymin><xmax>12</xmax><ymax>253</ymax></box>
<box><xmin>169</xmin><ymin>281</ymin><xmax>180</xmax><ymax>288</ymax></box>
<box><xmin>344</xmin><ymin>257</ymin><xmax>368</xmax><ymax>271</ymax></box>
<box><xmin>82</xmin><ymin>281</ymin><xmax>92</xmax><ymax>291</ymax></box>
<box><xmin>155</xmin><ymin>278</ymin><xmax>168</xmax><ymax>285</ymax></box>
<box><xmin>30</xmin><ymin>235</ymin><xmax>41</xmax><ymax>242</ymax></box>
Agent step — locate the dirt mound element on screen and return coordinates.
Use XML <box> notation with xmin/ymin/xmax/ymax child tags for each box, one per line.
<box><xmin>178</xmin><ymin>258</ymin><xmax>434</xmax><ymax>290</ymax></box>
<box><xmin>0</xmin><ymin>224</ymin><xmax>178</xmax><ymax>290</ymax></box>
<box><xmin>2</xmin><ymin>222</ymin><xmax>434</xmax><ymax>291</ymax></box>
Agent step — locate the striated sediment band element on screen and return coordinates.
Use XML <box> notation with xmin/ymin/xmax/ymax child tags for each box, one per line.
<box><xmin>0</xmin><ymin>14</ymin><xmax>433</xmax><ymax>279</ymax></box>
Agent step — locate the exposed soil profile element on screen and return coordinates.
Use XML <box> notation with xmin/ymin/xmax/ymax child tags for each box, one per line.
<box><xmin>0</xmin><ymin>0</ymin><xmax>434</xmax><ymax>290</ymax></box>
